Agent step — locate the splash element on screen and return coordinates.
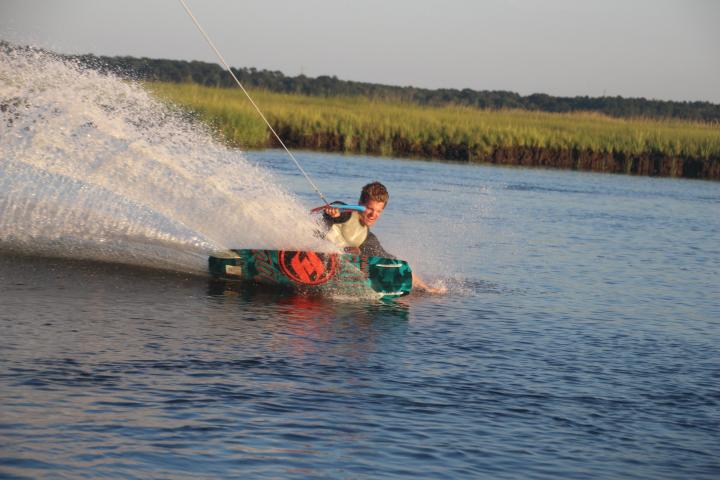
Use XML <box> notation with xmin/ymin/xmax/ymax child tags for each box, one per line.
<box><xmin>0</xmin><ymin>46</ymin><xmax>331</xmax><ymax>273</ymax></box>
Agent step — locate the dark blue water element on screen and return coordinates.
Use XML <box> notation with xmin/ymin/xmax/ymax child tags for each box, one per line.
<box><xmin>2</xmin><ymin>151</ymin><xmax>719</xmax><ymax>479</ymax></box>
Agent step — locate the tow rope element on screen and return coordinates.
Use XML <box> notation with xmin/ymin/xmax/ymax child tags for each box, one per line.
<box><xmin>178</xmin><ymin>0</ymin><xmax>330</xmax><ymax>206</ymax></box>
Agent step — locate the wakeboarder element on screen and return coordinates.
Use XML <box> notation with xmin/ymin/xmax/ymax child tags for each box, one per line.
<box><xmin>322</xmin><ymin>182</ymin><xmax>446</xmax><ymax>294</ymax></box>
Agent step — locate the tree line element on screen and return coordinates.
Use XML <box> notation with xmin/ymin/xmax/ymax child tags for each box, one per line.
<box><xmin>58</xmin><ymin>51</ymin><xmax>720</xmax><ymax>123</ymax></box>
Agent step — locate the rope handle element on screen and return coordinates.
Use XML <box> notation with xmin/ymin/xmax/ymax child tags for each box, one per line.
<box><xmin>310</xmin><ymin>204</ymin><xmax>366</xmax><ymax>214</ymax></box>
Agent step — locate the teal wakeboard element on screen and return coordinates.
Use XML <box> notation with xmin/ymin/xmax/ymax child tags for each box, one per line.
<box><xmin>208</xmin><ymin>249</ymin><xmax>412</xmax><ymax>299</ymax></box>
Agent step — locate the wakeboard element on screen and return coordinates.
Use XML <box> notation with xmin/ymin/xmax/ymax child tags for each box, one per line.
<box><xmin>208</xmin><ymin>249</ymin><xmax>412</xmax><ymax>299</ymax></box>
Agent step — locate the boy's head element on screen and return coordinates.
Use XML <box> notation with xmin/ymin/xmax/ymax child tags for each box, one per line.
<box><xmin>358</xmin><ymin>182</ymin><xmax>388</xmax><ymax>227</ymax></box>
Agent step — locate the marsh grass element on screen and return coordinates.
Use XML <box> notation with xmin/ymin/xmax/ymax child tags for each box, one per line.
<box><xmin>147</xmin><ymin>82</ymin><xmax>720</xmax><ymax>161</ymax></box>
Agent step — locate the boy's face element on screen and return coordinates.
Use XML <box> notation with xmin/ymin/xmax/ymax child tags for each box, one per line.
<box><xmin>359</xmin><ymin>199</ymin><xmax>385</xmax><ymax>227</ymax></box>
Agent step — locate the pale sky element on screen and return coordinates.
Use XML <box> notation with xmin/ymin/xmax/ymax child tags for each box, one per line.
<box><xmin>1</xmin><ymin>0</ymin><xmax>718</xmax><ymax>103</ymax></box>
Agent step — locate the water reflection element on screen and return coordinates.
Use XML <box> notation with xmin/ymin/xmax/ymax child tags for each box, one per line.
<box><xmin>207</xmin><ymin>278</ymin><xmax>409</xmax><ymax>322</ymax></box>
<box><xmin>206</xmin><ymin>279</ymin><xmax>410</xmax><ymax>361</ymax></box>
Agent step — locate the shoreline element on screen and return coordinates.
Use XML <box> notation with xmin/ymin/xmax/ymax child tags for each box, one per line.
<box><xmin>147</xmin><ymin>83</ymin><xmax>720</xmax><ymax>181</ymax></box>
<box><xmin>266</xmin><ymin>134</ymin><xmax>719</xmax><ymax>180</ymax></box>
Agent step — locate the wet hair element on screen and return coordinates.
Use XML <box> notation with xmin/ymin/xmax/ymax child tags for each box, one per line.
<box><xmin>359</xmin><ymin>181</ymin><xmax>389</xmax><ymax>205</ymax></box>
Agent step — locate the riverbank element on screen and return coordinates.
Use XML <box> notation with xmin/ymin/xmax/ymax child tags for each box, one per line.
<box><xmin>148</xmin><ymin>82</ymin><xmax>720</xmax><ymax>180</ymax></box>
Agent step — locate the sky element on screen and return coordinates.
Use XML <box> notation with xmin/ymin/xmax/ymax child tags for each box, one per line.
<box><xmin>1</xmin><ymin>0</ymin><xmax>719</xmax><ymax>103</ymax></box>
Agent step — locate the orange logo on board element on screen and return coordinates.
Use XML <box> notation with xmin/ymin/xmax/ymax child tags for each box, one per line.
<box><xmin>279</xmin><ymin>251</ymin><xmax>337</xmax><ymax>285</ymax></box>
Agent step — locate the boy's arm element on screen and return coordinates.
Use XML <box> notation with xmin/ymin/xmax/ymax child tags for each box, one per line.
<box><xmin>322</xmin><ymin>202</ymin><xmax>352</xmax><ymax>227</ymax></box>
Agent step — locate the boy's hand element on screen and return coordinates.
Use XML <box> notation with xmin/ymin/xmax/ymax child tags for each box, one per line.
<box><xmin>324</xmin><ymin>206</ymin><xmax>341</xmax><ymax>218</ymax></box>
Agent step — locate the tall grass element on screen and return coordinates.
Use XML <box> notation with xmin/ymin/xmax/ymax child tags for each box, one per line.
<box><xmin>147</xmin><ymin>82</ymin><xmax>720</xmax><ymax>161</ymax></box>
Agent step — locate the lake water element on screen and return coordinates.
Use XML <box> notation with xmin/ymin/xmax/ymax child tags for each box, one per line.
<box><xmin>2</xmin><ymin>48</ymin><xmax>719</xmax><ymax>479</ymax></box>
<box><xmin>2</xmin><ymin>150</ymin><xmax>719</xmax><ymax>479</ymax></box>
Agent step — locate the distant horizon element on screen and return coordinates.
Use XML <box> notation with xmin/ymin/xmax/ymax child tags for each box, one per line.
<box><xmin>2</xmin><ymin>0</ymin><xmax>719</xmax><ymax>104</ymax></box>
<box><xmin>8</xmin><ymin>42</ymin><xmax>713</xmax><ymax>107</ymax></box>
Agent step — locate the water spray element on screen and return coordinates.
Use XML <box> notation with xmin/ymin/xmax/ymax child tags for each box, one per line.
<box><xmin>1</xmin><ymin>45</ymin><xmax>331</xmax><ymax>271</ymax></box>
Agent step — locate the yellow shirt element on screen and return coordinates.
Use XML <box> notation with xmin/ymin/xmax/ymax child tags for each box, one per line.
<box><xmin>325</xmin><ymin>211</ymin><xmax>368</xmax><ymax>248</ymax></box>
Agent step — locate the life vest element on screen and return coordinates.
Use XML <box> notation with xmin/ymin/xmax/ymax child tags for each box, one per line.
<box><xmin>325</xmin><ymin>211</ymin><xmax>368</xmax><ymax>248</ymax></box>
